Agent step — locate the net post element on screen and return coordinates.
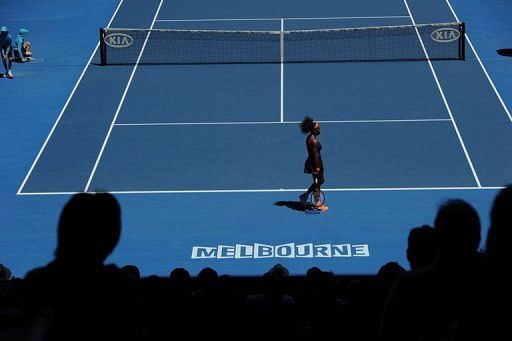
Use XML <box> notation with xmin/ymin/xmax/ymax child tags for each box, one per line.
<box><xmin>459</xmin><ymin>22</ymin><xmax>466</xmax><ymax>60</ymax></box>
<box><xmin>100</xmin><ymin>28</ymin><xmax>107</xmax><ymax>65</ymax></box>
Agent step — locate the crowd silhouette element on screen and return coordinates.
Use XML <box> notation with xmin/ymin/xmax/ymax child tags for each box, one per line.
<box><xmin>1</xmin><ymin>186</ymin><xmax>510</xmax><ymax>340</ymax></box>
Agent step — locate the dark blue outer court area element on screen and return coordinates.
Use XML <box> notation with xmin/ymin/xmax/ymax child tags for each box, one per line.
<box><xmin>1</xmin><ymin>0</ymin><xmax>512</xmax><ymax>277</ymax></box>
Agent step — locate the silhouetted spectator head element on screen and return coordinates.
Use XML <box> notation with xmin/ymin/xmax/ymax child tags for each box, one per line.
<box><xmin>122</xmin><ymin>264</ymin><xmax>141</xmax><ymax>281</ymax></box>
<box><xmin>374</xmin><ymin>262</ymin><xmax>405</xmax><ymax>309</ymax></box>
<box><xmin>303</xmin><ymin>267</ymin><xmax>322</xmax><ymax>295</ymax></box>
<box><xmin>0</xmin><ymin>264</ymin><xmax>12</xmax><ymax>281</ymax></box>
<box><xmin>197</xmin><ymin>267</ymin><xmax>218</xmax><ymax>291</ymax></box>
<box><xmin>376</xmin><ymin>262</ymin><xmax>405</xmax><ymax>284</ymax></box>
<box><xmin>218</xmin><ymin>274</ymin><xmax>233</xmax><ymax>291</ymax></box>
<box><xmin>406</xmin><ymin>225</ymin><xmax>437</xmax><ymax>270</ymax></box>
<box><xmin>267</xmin><ymin>263</ymin><xmax>289</xmax><ymax>279</ymax></box>
<box><xmin>169</xmin><ymin>267</ymin><xmax>191</xmax><ymax>291</ymax></box>
<box><xmin>261</xmin><ymin>271</ymin><xmax>282</xmax><ymax>297</ymax></box>
<box><xmin>55</xmin><ymin>192</ymin><xmax>121</xmax><ymax>265</ymax></box>
<box><xmin>486</xmin><ymin>185</ymin><xmax>512</xmax><ymax>271</ymax></box>
<box><xmin>306</xmin><ymin>266</ymin><xmax>321</xmax><ymax>278</ymax></box>
<box><xmin>434</xmin><ymin>199</ymin><xmax>480</xmax><ymax>258</ymax></box>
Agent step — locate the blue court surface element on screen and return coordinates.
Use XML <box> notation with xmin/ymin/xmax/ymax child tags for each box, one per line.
<box><xmin>1</xmin><ymin>0</ymin><xmax>512</xmax><ymax>276</ymax></box>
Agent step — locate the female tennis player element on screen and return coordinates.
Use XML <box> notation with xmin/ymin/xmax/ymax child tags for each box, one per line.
<box><xmin>299</xmin><ymin>116</ymin><xmax>328</xmax><ymax>211</ymax></box>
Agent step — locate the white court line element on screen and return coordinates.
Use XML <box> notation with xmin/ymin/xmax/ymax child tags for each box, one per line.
<box><xmin>84</xmin><ymin>0</ymin><xmax>164</xmax><ymax>192</ymax></box>
<box><xmin>280</xmin><ymin>19</ymin><xmax>284</xmax><ymax>123</ymax></box>
<box><xmin>468</xmin><ymin>57</ymin><xmax>512</xmax><ymax>62</ymax></box>
<box><xmin>16</xmin><ymin>0</ymin><xmax>125</xmax><ymax>195</ymax></box>
<box><xmin>115</xmin><ymin>118</ymin><xmax>452</xmax><ymax>127</ymax></box>
<box><xmin>156</xmin><ymin>16</ymin><xmax>411</xmax><ymax>22</ymax></box>
<box><xmin>17</xmin><ymin>186</ymin><xmax>504</xmax><ymax>196</ymax></box>
<box><xmin>403</xmin><ymin>0</ymin><xmax>481</xmax><ymax>187</ymax></box>
<box><xmin>444</xmin><ymin>0</ymin><xmax>512</xmax><ymax>124</ymax></box>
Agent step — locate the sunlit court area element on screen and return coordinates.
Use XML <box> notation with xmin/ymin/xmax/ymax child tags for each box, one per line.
<box><xmin>1</xmin><ymin>0</ymin><xmax>512</xmax><ymax>339</ymax></box>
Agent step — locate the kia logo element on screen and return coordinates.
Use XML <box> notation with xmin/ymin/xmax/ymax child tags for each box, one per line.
<box><xmin>104</xmin><ymin>33</ymin><xmax>133</xmax><ymax>48</ymax></box>
<box><xmin>431</xmin><ymin>28</ymin><xmax>460</xmax><ymax>43</ymax></box>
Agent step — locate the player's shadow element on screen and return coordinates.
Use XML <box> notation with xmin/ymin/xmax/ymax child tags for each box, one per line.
<box><xmin>497</xmin><ymin>49</ymin><xmax>512</xmax><ymax>57</ymax></box>
<box><xmin>274</xmin><ymin>201</ymin><xmax>306</xmax><ymax>212</ymax></box>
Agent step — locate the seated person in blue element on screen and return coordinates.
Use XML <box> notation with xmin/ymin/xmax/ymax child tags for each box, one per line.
<box><xmin>13</xmin><ymin>28</ymin><xmax>32</xmax><ymax>62</ymax></box>
<box><xmin>0</xmin><ymin>26</ymin><xmax>13</xmax><ymax>78</ymax></box>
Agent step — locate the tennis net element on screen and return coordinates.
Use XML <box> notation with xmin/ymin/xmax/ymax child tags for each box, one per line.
<box><xmin>99</xmin><ymin>22</ymin><xmax>465</xmax><ymax>65</ymax></box>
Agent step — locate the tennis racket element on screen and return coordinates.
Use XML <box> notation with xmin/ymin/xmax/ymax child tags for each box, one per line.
<box><xmin>307</xmin><ymin>189</ymin><xmax>325</xmax><ymax>209</ymax></box>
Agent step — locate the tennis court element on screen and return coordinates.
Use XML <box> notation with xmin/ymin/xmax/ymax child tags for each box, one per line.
<box><xmin>2</xmin><ymin>0</ymin><xmax>512</xmax><ymax>276</ymax></box>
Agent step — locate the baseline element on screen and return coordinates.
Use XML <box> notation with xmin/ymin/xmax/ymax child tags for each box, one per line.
<box><xmin>18</xmin><ymin>186</ymin><xmax>504</xmax><ymax>196</ymax></box>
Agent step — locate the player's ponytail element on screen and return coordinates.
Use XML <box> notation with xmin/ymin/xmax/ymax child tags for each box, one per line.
<box><xmin>301</xmin><ymin>116</ymin><xmax>314</xmax><ymax>134</ymax></box>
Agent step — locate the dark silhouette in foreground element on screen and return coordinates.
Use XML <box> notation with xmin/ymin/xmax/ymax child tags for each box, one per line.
<box><xmin>379</xmin><ymin>199</ymin><xmax>482</xmax><ymax>341</ymax></box>
<box><xmin>453</xmin><ymin>185</ymin><xmax>512</xmax><ymax>340</ymax></box>
<box><xmin>1</xmin><ymin>188</ymin><xmax>509</xmax><ymax>341</ymax></box>
<box><xmin>406</xmin><ymin>225</ymin><xmax>436</xmax><ymax>270</ymax></box>
<box><xmin>22</xmin><ymin>193</ymin><xmax>143</xmax><ymax>340</ymax></box>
